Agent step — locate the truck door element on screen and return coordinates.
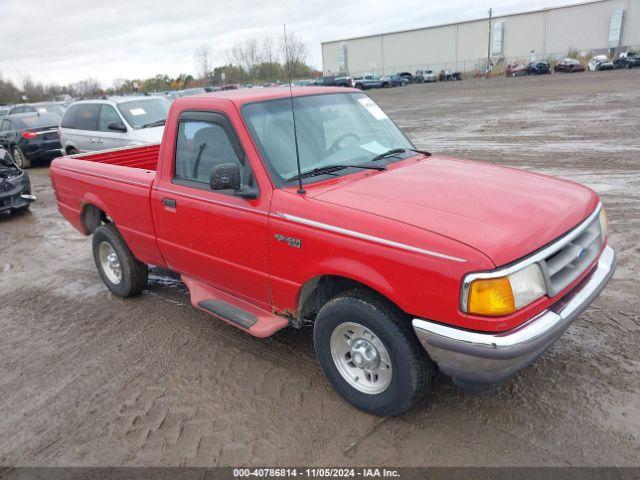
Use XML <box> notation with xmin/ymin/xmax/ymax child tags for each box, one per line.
<box><xmin>152</xmin><ymin>110</ymin><xmax>271</xmax><ymax>309</ymax></box>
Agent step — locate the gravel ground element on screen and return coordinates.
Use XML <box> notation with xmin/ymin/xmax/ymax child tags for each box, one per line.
<box><xmin>0</xmin><ymin>69</ymin><xmax>639</xmax><ymax>467</ymax></box>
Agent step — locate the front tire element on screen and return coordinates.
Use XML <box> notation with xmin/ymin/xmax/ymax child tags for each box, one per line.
<box><xmin>13</xmin><ymin>146</ymin><xmax>30</xmax><ymax>169</ymax></box>
<box><xmin>313</xmin><ymin>290</ymin><xmax>431</xmax><ymax>416</ymax></box>
<box><xmin>92</xmin><ymin>224</ymin><xmax>148</xmax><ymax>297</ymax></box>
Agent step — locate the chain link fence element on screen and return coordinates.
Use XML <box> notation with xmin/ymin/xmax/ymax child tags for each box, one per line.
<box><xmin>342</xmin><ymin>45</ymin><xmax>640</xmax><ymax>79</ymax></box>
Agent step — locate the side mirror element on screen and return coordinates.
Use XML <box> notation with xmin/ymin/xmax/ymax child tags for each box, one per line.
<box><xmin>210</xmin><ymin>163</ymin><xmax>241</xmax><ymax>191</ymax></box>
<box><xmin>108</xmin><ymin>121</ymin><xmax>127</xmax><ymax>132</ymax></box>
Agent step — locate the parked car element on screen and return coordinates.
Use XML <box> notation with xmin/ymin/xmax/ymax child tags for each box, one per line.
<box><xmin>293</xmin><ymin>80</ymin><xmax>315</xmax><ymax>87</ymax></box>
<box><xmin>505</xmin><ymin>64</ymin><xmax>529</xmax><ymax>77</ymax></box>
<box><xmin>527</xmin><ymin>61</ymin><xmax>551</xmax><ymax>75</ymax></box>
<box><xmin>0</xmin><ymin>106</ymin><xmax>12</xmax><ymax>117</ymax></box>
<box><xmin>314</xmin><ymin>76</ymin><xmax>353</xmax><ymax>87</ymax></box>
<box><xmin>0</xmin><ymin>147</ymin><xmax>35</xmax><ymax>214</ymax></box>
<box><xmin>439</xmin><ymin>69</ymin><xmax>462</xmax><ymax>81</ymax></box>
<box><xmin>33</xmin><ymin>102</ymin><xmax>66</xmax><ymax>116</ymax></box>
<box><xmin>554</xmin><ymin>58</ymin><xmax>585</xmax><ymax>73</ymax></box>
<box><xmin>7</xmin><ymin>102</ymin><xmax>66</xmax><ymax>116</ymax></box>
<box><xmin>59</xmin><ymin>96</ymin><xmax>170</xmax><ymax>155</ymax></box>
<box><xmin>397</xmin><ymin>72</ymin><xmax>414</xmax><ymax>83</ymax></box>
<box><xmin>588</xmin><ymin>55</ymin><xmax>614</xmax><ymax>71</ymax></box>
<box><xmin>7</xmin><ymin>104</ymin><xmax>37</xmax><ymax>115</ymax></box>
<box><xmin>0</xmin><ymin>112</ymin><xmax>62</xmax><ymax>168</ymax></box>
<box><xmin>352</xmin><ymin>75</ymin><xmax>384</xmax><ymax>89</ymax></box>
<box><xmin>180</xmin><ymin>87</ymin><xmax>213</xmax><ymax>96</ymax></box>
<box><xmin>613</xmin><ymin>52</ymin><xmax>640</xmax><ymax>69</ymax></box>
<box><xmin>414</xmin><ymin>69</ymin><xmax>437</xmax><ymax>83</ymax></box>
<box><xmin>381</xmin><ymin>75</ymin><xmax>409</xmax><ymax>87</ymax></box>
<box><xmin>51</xmin><ymin>87</ymin><xmax>615</xmax><ymax>416</ymax></box>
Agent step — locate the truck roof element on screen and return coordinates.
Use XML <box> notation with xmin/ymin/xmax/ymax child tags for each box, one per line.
<box><xmin>174</xmin><ymin>86</ymin><xmax>358</xmax><ymax>107</ymax></box>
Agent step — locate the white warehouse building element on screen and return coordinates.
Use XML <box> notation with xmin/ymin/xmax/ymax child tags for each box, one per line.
<box><xmin>321</xmin><ymin>0</ymin><xmax>640</xmax><ymax>76</ymax></box>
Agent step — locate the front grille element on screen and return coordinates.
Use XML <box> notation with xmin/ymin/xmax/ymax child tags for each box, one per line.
<box><xmin>539</xmin><ymin>214</ymin><xmax>602</xmax><ymax>297</ymax></box>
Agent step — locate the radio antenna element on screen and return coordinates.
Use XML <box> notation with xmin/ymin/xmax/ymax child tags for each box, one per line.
<box><xmin>283</xmin><ymin>24</ymin><xmax>305</xmax><ymax>194</ymax></box>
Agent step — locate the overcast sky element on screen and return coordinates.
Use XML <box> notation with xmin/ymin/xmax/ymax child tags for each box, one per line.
<box><xmin>0</xmin><ymin>0</ymin><xmax>580</xmax><ymax>87</ymax></box>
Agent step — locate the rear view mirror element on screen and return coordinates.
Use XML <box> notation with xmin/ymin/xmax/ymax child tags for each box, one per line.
<box><xmin>210</xmin><ymin>163</ymin><xmax>241</xmax><ymax>191</ymax></box>
<box><xmin>108</xmin><ymin>121</ymin><xmax>127</xmax><ymax>132</ymax></box>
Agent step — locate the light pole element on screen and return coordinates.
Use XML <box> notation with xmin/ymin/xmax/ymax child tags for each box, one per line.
<box><xmin>487</xmin><ymin>8</ymin><xmax>492</xmax><ymax>78</ymax></box>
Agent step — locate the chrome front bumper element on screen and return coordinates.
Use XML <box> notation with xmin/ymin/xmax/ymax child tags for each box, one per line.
<box><xmin>412</xmin><ymin>245</ymin><xmax>616</xmax><ymax>386</ymax></box>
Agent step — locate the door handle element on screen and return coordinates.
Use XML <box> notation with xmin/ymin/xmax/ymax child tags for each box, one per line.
<box><xmin>89</xmin><ymin>138</ymin><xmax>95</xmax><ymax>143</ymax></box>
<box><xmin>97</xmin><ymin>139</ymin><xmax>103</xmax><ymax>144</ymax></box>
<box><xmin>163</xmin><ymin>198</ymin><xmax>176</xmax><ymax>209</ymax></box>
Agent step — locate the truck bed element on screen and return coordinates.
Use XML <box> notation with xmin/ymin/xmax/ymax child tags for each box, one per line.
<box><xmin>50</xmin><ymin>143</ymin><xmax>165</xmax><ymax>267</ymax></box>
<box><xmin>71</xmin><ymin>143</ymin><xmax>160</xmax><ymax>171</ymax></box>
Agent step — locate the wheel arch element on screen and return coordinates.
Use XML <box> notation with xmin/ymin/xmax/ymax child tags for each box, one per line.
<box><xmin>295</xmin><ymin>273</ymin><xmax>407</xmax><ymax>327</ymax></box>
<box><xmin>79</xmin><ymin>195</ymin><xmax>113</xmax><ymax>234</ymax></box>
<box><xmin>64</xmin><ymin>143</ymin><xmax>78</xmax><ymax>155</ymax></box>
<box><xmin>81</xmin><ymin>204</ymin><xmax>108</xmax><ymax>234</ymax></box>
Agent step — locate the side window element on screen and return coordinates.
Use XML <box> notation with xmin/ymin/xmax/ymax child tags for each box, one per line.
<box><xmin>1</xmin><ymin>119</ymin><xmax>10</xmax><ymax>131</ymax></box>
<box><xmin>60</xmin><ymin>105</ymin><xmax>79</xmax><ymax>129</ymax></box>
<box><xmin>75</xmin><ymin>104</ymin><xmax>100</xmax><ymax>131</ymax></box>
<box><xmin>98</xmin><ymin>105</ymin><xmax>122</xmax><ymax>132</ymax></box>
<box><xmin>174</xmin><ymin>118</ymin><xmax>244</xmax><ymax>187</ymax></box>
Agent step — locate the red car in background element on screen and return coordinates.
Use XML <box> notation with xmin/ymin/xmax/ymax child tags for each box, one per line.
<box><xmin>555</xmin><ymin>58</ymin><xmax>586</xmax><ymax>73</ymax></box>
<box><xmin>505</xmin><ymin>63</ymin><xmax>529</xmax><ymax>77</ymax></box>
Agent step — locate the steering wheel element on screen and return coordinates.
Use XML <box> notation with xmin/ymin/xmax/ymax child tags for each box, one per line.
<box><xmin>328</xmin><ymin>133</ymin><xmax>360</xmax><ymax>154</ymax></box>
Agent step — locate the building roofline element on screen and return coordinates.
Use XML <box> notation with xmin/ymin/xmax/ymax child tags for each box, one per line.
<box><xmin>321</xmin><ymin>0</ymin><xmax>609</xmax><ymax>45</ymax></box>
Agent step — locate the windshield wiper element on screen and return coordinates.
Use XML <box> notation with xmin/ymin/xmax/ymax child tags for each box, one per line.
<box><xmin>369</xmin><ymin>147</ymin><xmax>431</xmax><ymax>162</ymax></box>
<box><xmin>286</xmin><ymin>163</ymin><xmax>386</xmax><ymax>182</ymax></box>
<box><xmin>141</xmin><ymin>119</ymin><xmax>166</xmax><ymax>129</ymax></box>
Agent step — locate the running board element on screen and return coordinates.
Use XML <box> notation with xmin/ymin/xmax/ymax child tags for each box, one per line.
<box><xmin>197</xmin><ymin>300</ymin><xmax>257</xmax><ymax>329</ymax></box>
<box><xmin>182</xmin><ymin>276</ymin><xmax>289</xmax><ymax>337</ymax></box>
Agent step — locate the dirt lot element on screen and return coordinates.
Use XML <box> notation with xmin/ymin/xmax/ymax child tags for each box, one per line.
<box><xmin>1</xmin><ymin>70</ymin><xmax>639</xmax><ymax>467</ymax></box>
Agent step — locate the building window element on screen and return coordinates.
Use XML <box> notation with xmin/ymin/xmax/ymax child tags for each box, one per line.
<box><xmin>491</xmin><ymin>21</ymin><xmax>504</xmax><ymax>56</ymax></box>
<box><xmin>609</xmin><ymin>9</ymin><xmax>624</xmax><ymax>48</ymax></box>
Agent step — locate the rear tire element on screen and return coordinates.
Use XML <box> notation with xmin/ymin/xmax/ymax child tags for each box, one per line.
<box><xmin>13</xmin><ymin>146</ymin><xmax>30</xmax><ymax>169</ymax></box>
<box><xmin>313</xmin><ymin>289</ymin><xmax>432</xmax><ymax>416</ymax></box>
<box><xmin>92</xmin><ymin>223</ymin><xmax>148</xmax><ymax>297</ymax></box>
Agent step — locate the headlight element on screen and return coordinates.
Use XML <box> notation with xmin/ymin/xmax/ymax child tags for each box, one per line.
<box><xmin>599</xmin><ymin>207</ymin><xmax>608</xmax><ymax>242</ymax></box>
<box><xmin>466</xmin><ymin>264</ymin><xmax>547</xmax><ymax>316</ymax></box>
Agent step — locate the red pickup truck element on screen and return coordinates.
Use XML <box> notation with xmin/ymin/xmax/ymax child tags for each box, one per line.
<box><xmin>51</xmin><ymin>87</ymin><xmax>615</xmax><ymax>416</ymax></box>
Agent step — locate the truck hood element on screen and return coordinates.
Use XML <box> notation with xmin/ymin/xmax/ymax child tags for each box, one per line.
<box><xmin>312</xmin><ymin>157</ymin><xmax>598</xmax><ymax>266</ymax></box>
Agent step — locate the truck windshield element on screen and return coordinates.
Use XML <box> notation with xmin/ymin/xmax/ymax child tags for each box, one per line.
<box><xmin>117</xmin><ymin>98</ymin><xmax>169</xmax><ymax>129</ymax></box>
<box><xmin>242</xmin><ymin>93</ymin><xmax>413</xmax><ymax>186</ymax></box>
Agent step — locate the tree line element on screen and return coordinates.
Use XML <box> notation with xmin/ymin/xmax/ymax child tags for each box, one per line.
<box><xmin>194</xmin><ymin>31</ymin><xmax>314</xmax><ymax>84</ymax></box>
<box><xmin>0</xmin><ymin>31</ymin><xmax>315</xmax><ymax>105</ymax></box>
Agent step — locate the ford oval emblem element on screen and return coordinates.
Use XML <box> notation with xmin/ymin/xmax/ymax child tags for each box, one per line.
<box><xmin>576</xmin><ymin>248</ymin><xmax>587</xmax><ymax>260</ymax></box>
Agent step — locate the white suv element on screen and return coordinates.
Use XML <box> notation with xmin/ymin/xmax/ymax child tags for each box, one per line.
<box><xmin>59</xmin><ymin>96</ymin><xmax>169</xmax><ymax>154</ymax></box>
<box><xmin>415</xmin><ymin>69</ymin><xmax>438</xmax><ymax>83</ymax></box>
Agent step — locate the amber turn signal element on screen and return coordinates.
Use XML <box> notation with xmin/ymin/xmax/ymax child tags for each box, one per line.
<box><xmin>467</xmin><ymin>277</ymin><xmax>516</xmax><ymax>316</ymax></box>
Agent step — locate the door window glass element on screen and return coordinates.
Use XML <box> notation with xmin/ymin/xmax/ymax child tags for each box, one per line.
<box><xmin>75</xmin><ymin>104</ymin><xmax>100</xmax><ymax>131</ymax></box>
<box><xmin>98</xmin><ymin>105</ymin><xmax>122</xmax><ymax>132</ymax></box>
<box><xmin>174</xmin><ymin>120</ymin><xmax>243</xmax><ymax>185</ymax></box>
<box><xmin>60</xmin><ymin>104</ymin><xmax>79</xmax><ymax>129</ymax></box>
